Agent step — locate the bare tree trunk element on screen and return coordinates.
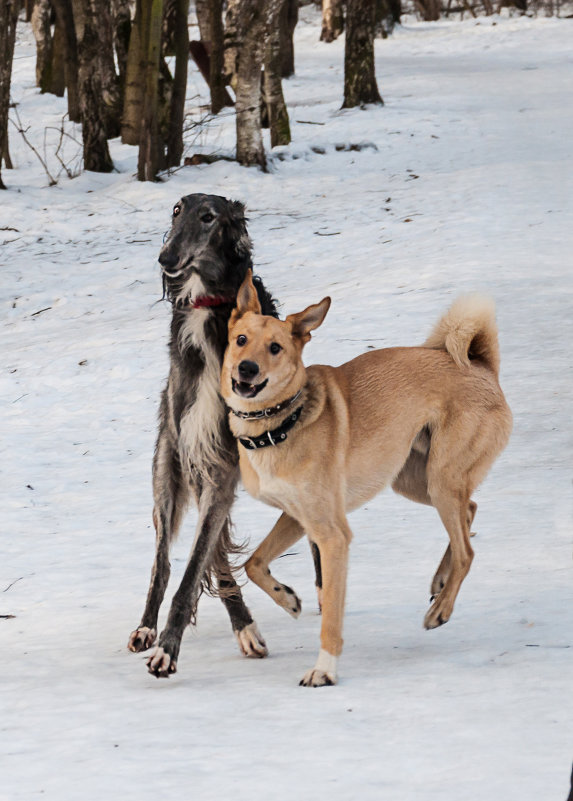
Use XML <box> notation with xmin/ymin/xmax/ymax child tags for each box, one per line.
<box><xmin>97</xmin><ymin>0</ymin><xmax>122</xmax><ymax>138</ymax></box>
<box><xmin>50</xmin><ymin>16</ymin><xmax>66</xmax><ymax>95</ymax></box>
<box><xmin>137</xmin><ymin>0</ymin><xmax>164</xmax><ymax>180</ymax></box>
<box><xmin>195</xmin><ymin>0</ymin><xmax>212</xmax><ymax>43</ymax></box>
<box><xmin>320</xmin><ymin>0</ymin><xmax>343</xmax><ymax>43</ymax></box>
<box><xmin>263</xmin><ymin>10</ymin><xmax>290</xmax><ymax>147</ymax></box>
<box><xmin>279</xmin><ymin>0</ymin><xmax>297</xmax><ymax>78</ymax></box>
<box><xmin>208</xmin><ymin>0</ymin><xmax>228</xmax><ymax>114</ymax></box>
<box><xmin>111</xmin><ymin>0</ymin><xmax>131</xmax><ymax>91</ymax></box>
<box><xmin>342</xmin><ymin>0</ymin><xmax>383</xmax><ymax>109</ymax></box>
<box><xmin>121</xmin><ymin>0</ymin><xmax>144</xmax><ymax>144</ymax></box>
<box><xmin>31</xmin><ymin>0</ymin><xmax>53</xmax><ymax>92</ymax></box>
<box><xmin>0</xmin><ymin>0</ymin><xmax>20</xmax><ymax>188</ymax></box>
<box><xmin>413</xmin><ymin>0</ymin><xmax>440</xmax><ymax>20</ymax></box>
<box><xmin>51</xmin><ymin>0</ymin><xmax>80</xmax><ymax>121</ymax></box>
<box><xmin>73</xmin><ymin>0</ymin><xmax>114</xmax><ymax>171</ymax></box>
<box><xmin>235</xmin><ymin>0</ymin><xmax>266</xmax><ymax>168</ymax></box>
<box><xmin>223</xmin><ymin>0</ymin><xmax>240</xmax><ymax>87</ymax></box>
<box><xmin>165</xmin><ymin>0</ymin><xmax>189</xmax><ymax>166</ymax></box>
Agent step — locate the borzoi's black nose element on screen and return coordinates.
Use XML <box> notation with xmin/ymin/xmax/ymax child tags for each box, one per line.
<box><xmin>238</xmin><ymin>360</ymin><xmax>259</xmax><ymax>381</ymax></box>
<box><xmin>158</xmin><ymin>246</ymin><xmax>180</xmax><ymax>274</ymax></box>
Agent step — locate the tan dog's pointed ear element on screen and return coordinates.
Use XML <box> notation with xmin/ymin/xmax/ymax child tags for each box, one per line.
<box><xmin>229</xmin><ymin>270</ymin><xmax>262</xmax><ymax>328</ymax></box>
<box><xmin>286</xmin><ymin>297</ymin><xmax>331</xmax><ymax>344</ymax></box>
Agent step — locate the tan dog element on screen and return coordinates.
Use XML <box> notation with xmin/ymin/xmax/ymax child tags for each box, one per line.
<box><xmin>221</xmin><ymin>273</ymin><xmax>512</xmax><ymax>686</ymax></box>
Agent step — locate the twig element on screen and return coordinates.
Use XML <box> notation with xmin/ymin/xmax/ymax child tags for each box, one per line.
<box><xmin>9</xmin><ymin>107</ymin><xmax>57</xmax><ymax>186</ymax></box>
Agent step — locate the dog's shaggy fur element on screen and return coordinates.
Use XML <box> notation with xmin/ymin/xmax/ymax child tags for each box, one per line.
<box><xmin>128</xmin><ymin>194</ymin><xmax>277</xmax><ymax>677</ymax></box>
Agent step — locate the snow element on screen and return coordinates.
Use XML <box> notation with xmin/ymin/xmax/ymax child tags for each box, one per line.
<box><xmin>2</xmin><ymin>8</ymin><xmax>572</xmax><ymax>800</ymax></box>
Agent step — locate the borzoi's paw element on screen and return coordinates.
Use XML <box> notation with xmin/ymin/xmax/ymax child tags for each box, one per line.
<box><xmin>128</xmin><ymin>626</ymin><xmax>157</xmax><ymax>652</ymax></box>
<box><xmin>273</xmin><ymin>583</ymin><xmax>302</xmax><ymax>618</ymax></box>
<box><xmin>146</xmin><ymin>646</ymin><xmax>177</xmax><ymax>678</ymax></box>
<box><xmin>235</xmin><ymin>622</ymin><xmax>268</xmax><ymax>658</ymax></box>
<box><xmin>299</xmin><ymin>649</ymin><xmax>337</xmax><ymax>687</ymax></box>
<box><xmin>424</xmin><ymin>596</ymin><xmax>453</xmax><ymax>629</ymax></box>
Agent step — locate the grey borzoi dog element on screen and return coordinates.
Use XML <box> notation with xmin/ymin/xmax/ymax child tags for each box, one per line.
<box><xmin>128</xmin><ymin>194</ymin><xmax>277</xmax><ymax>677</ymax></box>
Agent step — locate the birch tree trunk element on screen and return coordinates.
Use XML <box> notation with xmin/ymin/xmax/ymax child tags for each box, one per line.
<box><xmin>111</xmin><ymin>0</ymin><xmax>131</xmax><ymax>93</ymax></box>
<box><xmin>342</xmin><ymin>0</ymin><xmax>383</xmax><ymax>109</ymax></box>
<box><xmin>263</xmin><ymin>9</ymin><xmax>290</xmax><ymax>147</ymax></box>
<box><xmin>234</xmin><ymin>0</ymin><xmax>266</xmax><ymax>168</ymax></box>
<box><xmin>73</xmin><ymin>0</ymin><xmax>114</xmax><ymax>171</ymax></box>
<box><xmin>320</xmin><ymin>0</ymin><xmax>343</xmax><ymax>43</ymax></box>
<box><xmin>0</xmin><ymin>0</ymin><xmax>20</xmax><ymax>188</ymax></box>
<box><xmin>31</xmin><ymin>0</ymin><xmax>53</xmax><ymax>92</ymax></box>
<box><xmin>208</xmin><ymin>0</ymin><xmax>227</xmax><ymax>115</ymax></box>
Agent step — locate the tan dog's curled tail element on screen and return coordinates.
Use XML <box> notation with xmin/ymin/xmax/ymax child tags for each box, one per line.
<box><xmin>423</xmin><ymin>294</ymin><xmax>501</xmax><ymax>377</ymax></box>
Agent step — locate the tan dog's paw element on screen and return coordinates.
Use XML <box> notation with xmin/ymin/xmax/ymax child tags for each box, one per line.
<box><xmin>146</xmin><ymin>646</ymin><xmax>177</xmax><ymax>678</ymax></box>
<box><xmin>273</xmin><ymin>583</ymin><xmax>302</xmax><ymax>618</ymax></box>
<box><xmin>299</xmin><ymin>668</ymin><xmax>336</xmax><ymax>687</ymax></box>
<box><xmin>235</xmin><ymin>622</ymin><xmax>268</xmax><ymax>658</ymax></box>
<box><xmin>299</xmin><ymin>649</ymin><xmax>338</xmax><ymax>686</ymax></box>
<box><xmin>424</xmin><ymin>598</ymin><xmax>453</xmax><ymax>629</ymax></box>
<box><xmin>128</xmin><ymin>626</ymin><xmax>157</xmax><ymax>652</ymax></box>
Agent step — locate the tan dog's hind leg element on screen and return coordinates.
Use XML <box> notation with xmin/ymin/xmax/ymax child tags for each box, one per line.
<box><xmin>430</xmin><ymin>500</ymin><xmax>477</xmax><ymax>599</ymax></box>
<box><xmin>245</xmin><ymin>513</ymin><xmax>305</xmax><ymax>618</ymax></box>
<box><xmin>300</xmin><ymin>521</ymin><xmax>351</xmax><ymax>687</ymax></box>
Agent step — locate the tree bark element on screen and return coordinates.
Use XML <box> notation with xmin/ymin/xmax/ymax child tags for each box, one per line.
<box><xmin>165</xmin><ymin>0</ymin><xmax>189</xmax><ymax>167</ymax></box>
<box><xmin>0</xmin><ymin>0</ymin><xmax>20</xmax><ymax>188</ymax></box>
<box><xmin>235</xmin><ymin>0</ymin><xmax>267</xmax><ymax>168</ymax></box>
<box><xmin>279</xmin><ymin>0</ymin><xmax>297</xmax><ymax>78</ymax></box>
<box><xmin>111</xmin><ymin>0</ymin><xmax>131</xmax><ymax>92</ymax></box>
<box><xmin>208</xmin><ymin>0</ymin><xmax>228</xmax><ymax>114</ymax></box>
<box><xmin>31</xmin><ymin>0</ymin><xmax>53</xmax><ymax>93</ymax></box>
<box><xmin>223</xmin><ymin>0</ymin><xmax>240</xmax><ymax>87</ymax></box>
<box><xmin>413</xmin><ymin>0</ymin><xmax>440</xmax><ymax>20</ymax></box>
<box><xmin>137</xmin><ymin>0</ymin><xmax>164</xmax><ymax>180</ymax></box>
<box><xmin>342</xmin><ymin>0</ymin><xmax>383</xmax><ymax>109</ymax></box>
<box><xmin>73</xmin><ymin>0</ymin><xmax>114</xmax><ymax>171</ymax></box>
<box><xmin>51</xmin><ymin>0</ymin><xmax>81</xmax><ymax>121</ymax></box>
<box><xmin>320</xmin><ymin>0</ymin><xmax>343</xmax><ymax>43</ymax></box>
<box><xmin>121</xmin><ymin>0</ymin><xmax>144</xmax><ymax>144</ymax></box>
<box><xmin>264</xmin><ymin>9</ymin><xmax>290</xmax><ymax>147</ymax></box>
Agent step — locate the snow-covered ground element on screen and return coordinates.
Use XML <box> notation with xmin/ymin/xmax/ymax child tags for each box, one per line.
<box><xmin>1</xmin><ymin>9</ymin><xmax>572</xmax><ymax>800</ymax></box>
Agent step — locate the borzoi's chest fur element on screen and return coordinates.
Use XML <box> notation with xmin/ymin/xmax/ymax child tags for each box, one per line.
<box><xmin>176</xmin><ymin>309</ymin><xmax>227</xmax><ymax>479</ymax></box>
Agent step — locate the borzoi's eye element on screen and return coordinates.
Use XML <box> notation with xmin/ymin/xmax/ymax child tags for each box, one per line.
<box><xmin>269</xmin><ymin>342</ymin><xmax>282</xmax><ymax>355</ymax></box>
<box><xmin>236</xmin><ymin>335</ymin><xmax>247</xmax><ymax>347</ymax></box>
<box><xmin>173</xmin><ymin>204</ymin><xmax>181</xmax><ymax>217</ymax></box>
<box><xmin>201</xmin><ymin>213</ymin><xmax>215</xmax><ymax>224</ymax></box>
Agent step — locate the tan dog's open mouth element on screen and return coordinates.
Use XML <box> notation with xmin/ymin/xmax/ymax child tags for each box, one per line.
<box><xmin>232</xmin><ymin>377</ymin><xmax>268</xmax><ymax>399</ymax></box>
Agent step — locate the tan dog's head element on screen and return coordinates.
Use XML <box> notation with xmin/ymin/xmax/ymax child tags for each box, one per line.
<box><xmin>221</xmin><ymin>271</ymin><xmax>331</xmax><ymax>407</ymax></box>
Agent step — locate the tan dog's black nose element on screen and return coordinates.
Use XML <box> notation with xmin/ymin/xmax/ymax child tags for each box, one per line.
<box><xmin>238</xmin><ymin>360</ymin><xmax>259</xmax><ymax>381</ymax></box>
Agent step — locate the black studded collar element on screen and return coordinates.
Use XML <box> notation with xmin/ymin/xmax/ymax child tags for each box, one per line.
<box><xmin>238</xmin><ymin>407</ymin><xmax>303</xmax><ymax>450</ymax></box>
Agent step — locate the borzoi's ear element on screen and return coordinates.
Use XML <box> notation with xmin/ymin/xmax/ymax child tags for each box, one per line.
<box><xmin>286</xmin><ymin>297</ymin><xmax>331</xmax><ymax>345</ymax></box>
<box><xmin>230</xmin><ymin>271</ymin><xmax>262</xmax><ymax>328</ymax></box>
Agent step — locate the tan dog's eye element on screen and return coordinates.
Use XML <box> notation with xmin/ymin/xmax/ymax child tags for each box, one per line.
<box><xmin>237</xmin><ymin>335</ymin><xmax>247</xmax><ymax>346</ymax></box>
<box><xmin>269</xmin><ymin>342</ymin><xmax>282</xmax><ymax>355</ymax></box>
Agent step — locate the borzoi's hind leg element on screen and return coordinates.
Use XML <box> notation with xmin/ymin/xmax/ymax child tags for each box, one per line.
<box><xmin>128</xmin><ymin>431</ymin><xmax>188</xmax><ymax>653</ymax></box>
<box><xmin>245</xmin><ymin>513</ymin><xmax>305</xmax><ymax>618</ymax></box>
<box><xmin>217</xmin><ymin>539</ymin><xmax>268</xmax><ymax>658</ymax></box>
<box><xmin>147</xmin><ymin>466</ymin><xmax>238</xmax><ymax>677</ymax></box>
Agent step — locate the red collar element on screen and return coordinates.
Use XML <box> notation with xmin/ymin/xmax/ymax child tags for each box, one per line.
<box><xmin>191</xmin><ymin>294</ymin><xmax>236</xmax><ymax>309</ymax></box>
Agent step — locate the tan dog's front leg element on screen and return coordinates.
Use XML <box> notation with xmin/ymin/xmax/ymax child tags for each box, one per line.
<box><xmin>300</xmin><ymin>521</ymin><xmax>351</xmax><ymax>687</ymax></box>
<box><xmin>245</xmin><ymin>513</ymin><xmax>305</xmax><ymax>618</ymax></box>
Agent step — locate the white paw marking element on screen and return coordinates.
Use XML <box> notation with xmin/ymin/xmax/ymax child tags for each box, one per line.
<box><xmin>300</xmin><ymin>649</ymin><xmax>338</xmax><ymax>687</ymax></box>
<box><xmin>236</xmin><ymin>622</ymin><xmax>268</xmax><ymax>658</ymax></box>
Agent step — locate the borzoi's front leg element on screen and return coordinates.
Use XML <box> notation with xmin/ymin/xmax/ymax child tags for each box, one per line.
<box><xmin>299</xmin><ymin>520</ymin><xmax>352</xmax><ymax>687</ymax></box>
<box><xmin>147</xmin><ymin>472</ymin><xmax>238</xmax><ymax>677</ymax></box>
<box><xmin>245</xmin><ymin>512</ymin><xmax>305</xmax><ymax>618</ymax></box>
